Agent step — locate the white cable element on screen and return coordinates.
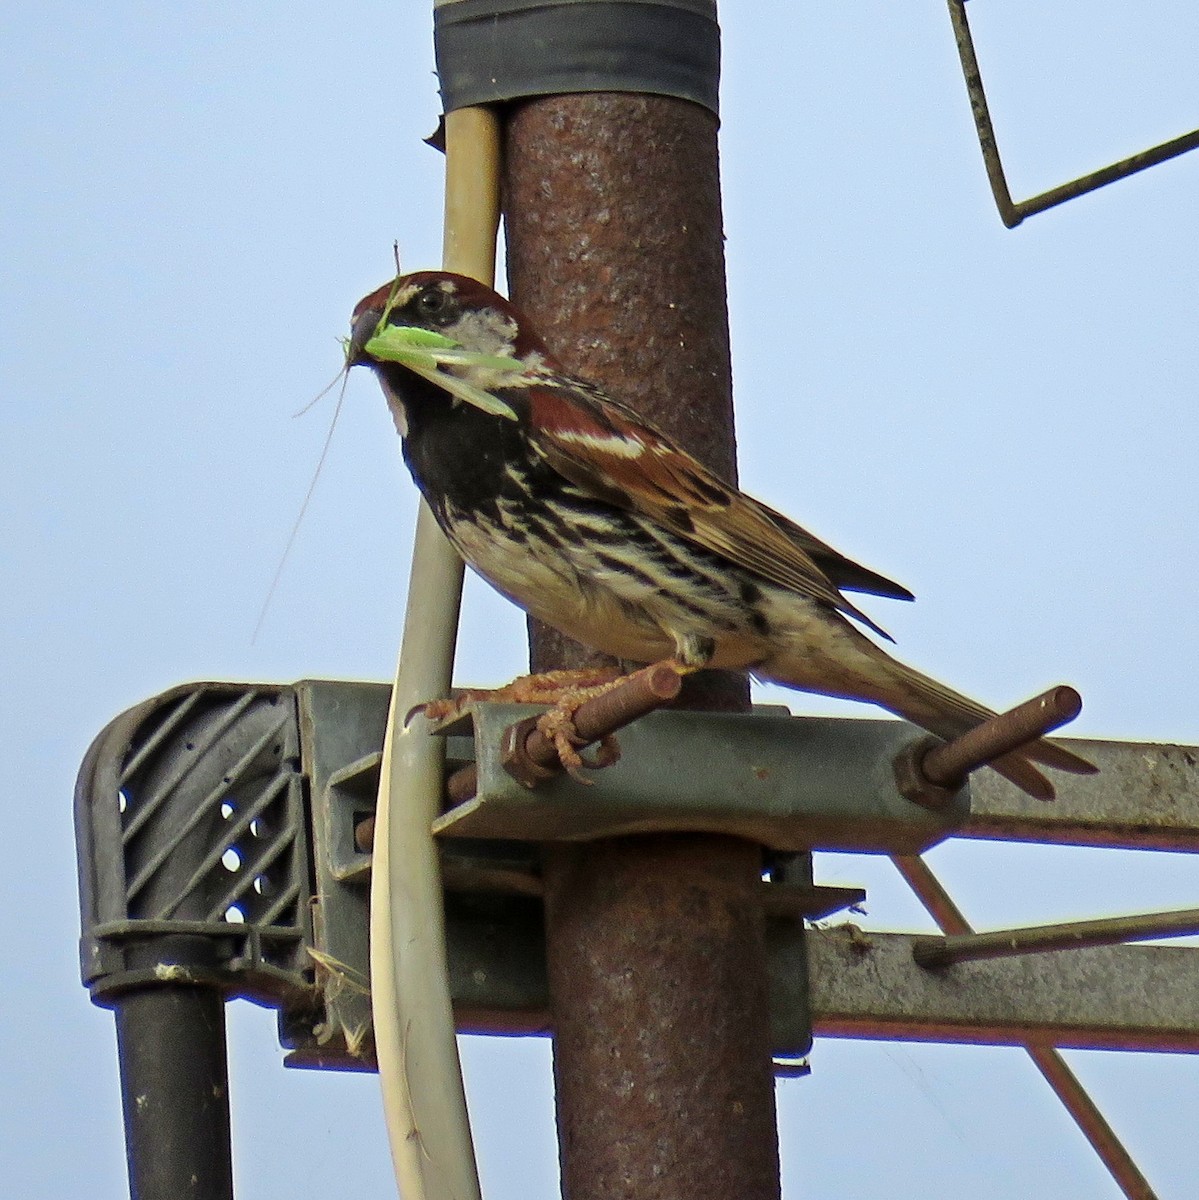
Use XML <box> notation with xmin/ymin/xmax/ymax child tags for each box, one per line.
<box><xmin>369</xmin><ymin>105</ymin><xmax>501</xmax><ymax>1200</ymax></box>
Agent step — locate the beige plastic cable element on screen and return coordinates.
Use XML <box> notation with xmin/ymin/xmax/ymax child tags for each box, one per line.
<box><xmin>369</xmin><ymin>105</ymin><xmax>501</xmax><ymax>1200</ymax></box>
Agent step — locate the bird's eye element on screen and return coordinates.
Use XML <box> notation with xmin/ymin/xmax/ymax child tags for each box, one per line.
<box><xmin>414</xmin><ymin>287</ymin><xmax>455</xmax><ymax>323</ymax></box>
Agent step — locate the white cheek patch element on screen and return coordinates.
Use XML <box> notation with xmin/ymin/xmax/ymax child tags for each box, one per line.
<box><xmin>448</xmin><ymin>307</ymin><xmax>520</xmax><ymax>356</ymax></box>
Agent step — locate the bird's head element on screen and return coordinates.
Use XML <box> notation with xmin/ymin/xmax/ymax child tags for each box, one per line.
<box><xmin>348</xmin><ymin>271</ymin><xmax>554</xmax><ymax>427</ymax></box>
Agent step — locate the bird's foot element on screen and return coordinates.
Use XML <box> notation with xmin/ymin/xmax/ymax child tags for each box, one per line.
<box><xmin>530</xmin><ymin>660</ymin><xmax>694</xmax><ymax>781</ymax></box>
<box><xmin>534</xmin><ymin>690</ymin><xmax>624</xmax><ymax>783</ymax></box>
<box><xmin>414</xmin><ymin>667</ymin><xmax>624</xmax><ymax>728</ymax></box>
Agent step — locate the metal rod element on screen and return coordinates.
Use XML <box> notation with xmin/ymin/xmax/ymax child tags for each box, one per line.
<box><xmin>948</xmin><ymin>0</ymin><xmax>1199</xmax><ymax>228</ymax></box>
<box><xmin>354</xmin><ymin>664</ymin><xmax>685</xmax><ymax>848</ymax></box>
<box><xmin>913</xmin><ymin>906</ymin><xmax>1199</xmax><ymax>968</ymax></box>
<box><xmin>962</xmin><ymin>736</ymin><xmax>1199</xmax><ymax>852</ymax></box>
<box><xmin>505</xmin><ymin>86</ymin><xmax>781</xmax><ymax>1199</ymax></box>
<box><xmin>445</xmin><ymin>762</ymin><xmax>479</xmax><ymax>807</ymax></box>
<box><xmin>947</xmin><ymin>0</ymin><xmax>1020</xmax><ymax>227</ymax></box>
<box><xmin>1015</xmin><ymin>128</ymin><xmax>1199</xmax><ymax>223</ymax></box>
<box><xmin>921</xmin><ymin>685</ymin><xmax>1081</xmax><ymax>789</ymax></box>
<box><xmin>893</xmin><ymin>855</ymin><xmax>1159</xmax><ymax>1200</ymax></box>
<box><xmin>460</xmin><ymin>661</ymin><xmax>681</xmax><ymax>797</ymax></box>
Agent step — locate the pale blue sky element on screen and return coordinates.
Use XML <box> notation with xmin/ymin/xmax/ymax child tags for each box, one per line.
<box><xmin>4</xmin><ymin>3</ymin><xmax>1198</xmax><ymax>1197</ymax></box>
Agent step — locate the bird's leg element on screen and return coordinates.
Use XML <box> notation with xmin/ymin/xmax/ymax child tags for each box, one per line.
<box><xmin>417</xmin><ymin>666</ymin><xmax>625</xmax><ymax>726</ymax></box>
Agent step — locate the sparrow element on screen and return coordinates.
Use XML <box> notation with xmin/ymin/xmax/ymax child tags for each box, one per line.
<box><xmin>348</xmin><ymin>270</ymin><xmax>1095</xmax><ymax>799</ymax></box>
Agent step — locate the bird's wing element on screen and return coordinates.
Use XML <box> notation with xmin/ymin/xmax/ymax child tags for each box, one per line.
<box><xmin>522</xmin><ymin>380</ymin><xmax>903</xmax><ymax>639</ymax></box>
<box><xmin>756</xmin><ymin>506</ymin><xmax>914</xmax><ymax>601</ymax></box>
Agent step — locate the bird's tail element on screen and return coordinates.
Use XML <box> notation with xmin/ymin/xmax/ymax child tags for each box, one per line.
<box><xmin>764</xmin><ymin>622</ymin><xmax>1098</xmax><ymax>800</ymax></box>
<box><xmin>872</xmin><ymin>659</ymin><xmax>1097</xmax><ymax>800</ymax></box>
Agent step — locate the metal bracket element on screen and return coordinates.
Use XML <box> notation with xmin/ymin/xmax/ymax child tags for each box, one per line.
<box><xmin>433</xmin><ymin>701</ymin><xmax>970</xmax><ymax>855</ymax></box>
<box><xmin>294</xmin><ymin>688</ymin><xmax>970</xmax><ymax>1068</ymax></box>
<box><xmin>76</xmin><ymin>677</ymin><xmax>1199</xmax><ymax>1200</ymax></box>
<box><xmin>949</xmin><ymin>0</ymin><xmax>1199</xmax><ymax>227</ymax></box>
<box><xmin>294</xmin><ymin>682</ymin><xmax>890</xmax><ymax>1069</ymax></box>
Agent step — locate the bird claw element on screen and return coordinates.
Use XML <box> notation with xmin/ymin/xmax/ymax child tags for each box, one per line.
<box><xmin>584</xmin><ymin>733</ymin><xmax>622</xmax><ymax>771</ymax></box>
<box><xmin>535</xmin><ymin>704</ymin><xmax>622</xmax><ymax>784</ymax></box>
<box><xmin>408</xmin><ymin>693</ymin><xmax>483</xmax><ymax>727</ymax></box>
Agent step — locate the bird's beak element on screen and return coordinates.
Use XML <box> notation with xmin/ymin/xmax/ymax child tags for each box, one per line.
<box><xmin>347</xmin><ymin>307</ymin><xmax>384</xmax><ymax>366</ymax></box>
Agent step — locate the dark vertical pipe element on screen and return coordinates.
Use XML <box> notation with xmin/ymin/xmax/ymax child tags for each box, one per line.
<box><xmin>114</xmin><ymin>946</ymin><xmax>233</xmax><ymax>1200</ymax></box>
<box><xmin>504</xmin><ymin>93</ymin><xmax>781</xmax><ymax>1200</ymax></box>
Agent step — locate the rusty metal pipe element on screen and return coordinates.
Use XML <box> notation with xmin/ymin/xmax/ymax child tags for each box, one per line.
<box><xmin>505</xmin><ymin>88</ymin><xmax>781</xmax><ymax>1200</ymax></box>
<box><xmin>542</xmin><ymin>835</ymin><xmax>778</xmax><ymax>1200</ymax></box>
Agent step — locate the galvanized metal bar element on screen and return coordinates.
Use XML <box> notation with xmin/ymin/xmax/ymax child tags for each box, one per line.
<box><xmin>809</xmin><ymin>928</ymin><xmax>1199</xmax><ymax>1056</ymax></box>
<box><xmin>505</xmin><ymin>83</ymin><xmax>782</xmax><ymax>1200</ymax></box>
<box><xmin>913</xmin><ymin>906</ymin><xmax>1199</xmax><ymax>968</ymax></box>
<box><xmin>947</xmin><ymin>0</ymin><xmax>1198</xmax><ymax>229</ymax></box>
<box><xmin>328</xmin><ymin>682</ymin><xmax>1199</xmax><ymax>854</ymax></box>
<box><xmin>434</xmin><ymin>706</ymin><xmax>969</xmax><ymax>855</ymax></box>
<box><xmin>963</xmin><ymin>737</ymin><xmax>1199</xmax><ymax>851</ymax></box>
<box><xmin>892</xmin><ymin>855</ymin><xmax>1159</xmax><ymax>1200</ymax></box>
<box><xmin>360</xmin><ymin>713</ymin><xmax>1199</xmax><ymax>857</ymax></box>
